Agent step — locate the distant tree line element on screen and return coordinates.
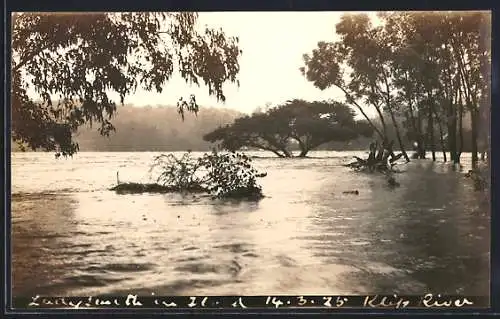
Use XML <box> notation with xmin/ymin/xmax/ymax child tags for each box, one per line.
<box><xmin>75</xmin><ymin>105</ymin><xmax>243</xmax><ymax>152</ymax></box>
<box><xmin>12</xmin><ymin>105</ymin><xmax>243</xmax><ymax>152</ymax></box>
<box><xmin>10</xmin><ymin>101</ymin><xmax>481</xmax><ymax>154</ymax></box>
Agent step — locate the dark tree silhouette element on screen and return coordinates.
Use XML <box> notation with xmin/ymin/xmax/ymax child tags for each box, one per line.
<box><xmin>301</xmin><ymin>12</ymin><xmax>490</xmax><ymax>166</ymax></box>
<box><xmin>11</xmin><ymin>12</ymin><xmax>242</xmax><ymax>156</ymax></box>
<box><xmin>203</xmin><ymin>99</ymin><xmax>374</xmax><ymax>157</ymax></box>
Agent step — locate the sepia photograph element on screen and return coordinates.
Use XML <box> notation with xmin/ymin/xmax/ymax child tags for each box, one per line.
<box><xmin>10</xmin><ymin>10</ymin><xmax>491</xmax><ymax>308</ymax></box>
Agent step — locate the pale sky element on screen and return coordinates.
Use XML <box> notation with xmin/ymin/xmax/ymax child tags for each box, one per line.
<box><xmin>18</xmin><ymin>12</ymin><xmax>380</xmax><ymax>117</ymax></box>
<box><xmin>125</xmin><ymin>12</ymin><xmax>374</xmax><ymax>115</ymax></box>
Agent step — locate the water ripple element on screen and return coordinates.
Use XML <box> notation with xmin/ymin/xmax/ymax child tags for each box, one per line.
<box><xmin>11</xmin><ymin>152</ymin><xmax>490</xmax><ymax>297</ymax></box>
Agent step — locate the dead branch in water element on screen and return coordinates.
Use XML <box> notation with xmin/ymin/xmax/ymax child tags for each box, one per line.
<box><xmin>345</xmin><ymin>140</ymin><xmax>404</xmax><ymax>174</ymax></box>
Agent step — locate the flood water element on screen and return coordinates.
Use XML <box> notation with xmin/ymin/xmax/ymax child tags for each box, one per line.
<box><xmin>11</xmin><ymin>151</ymin><xmax>490</xmax><ymax>298</ymax></box>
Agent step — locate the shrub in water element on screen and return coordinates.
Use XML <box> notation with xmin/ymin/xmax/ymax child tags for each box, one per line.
<box><xmin>148</xmin><ymin>150</ymin><xmax>266</xmax><ymax>199</ymax></box>
<box><xmin>149</xmin><ymin>151</ymin><xmax>205</xmax><ymax>192</ymax></box>
<box><xmin>199</xmin><ymin>149</ymin><xmax>266</xmax><ymax>199</ymax></box>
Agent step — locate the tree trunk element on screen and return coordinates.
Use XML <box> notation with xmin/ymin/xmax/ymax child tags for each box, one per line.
<box><xmin>385</xmin><ymin>107</ymin><xmax>410</xmax><ymax>162</ymax></box>
<box><xmin>261</xmin><ymin>135</ymin><xmax>293</xmax><ymax>158</ymax></box>
<box><xmin>292</xmin><ymin>136</ymin><xmax>309</xmax><ymax>157</ymax></box>
<box><xmin>249</xmin><ymin>141</ymin><xmax>289</xmax><ymax>158</ymax></box>
<box><xmin>380</xmin><ymin>70</ymin><xmax>410</xmax><ymax>163</ymax></box>
<box><xmin>457</xmin><ymin>103</ymin><xmax>464</xmax><ymax>161</ymax></box>
<box><xmin>268</xmin><ymin>149</ymin><xmax>286</xmax><ymax>158</ymax></box>
<box><xmin>374</xmin><ymin>105</ymin><xmax>388</xmax><ymax>137</ymax></box>
<box><xmin>447</xmin><ymin>97</ymin><xmax>458</xmax><ymax>163</ymax></box>
<box><xmin>339</xmin><ymin>87</ymin><xmax>386</xmax><ymax>141</ymax></box>
<box><xmin>434</xmin><ymin>109</ymin><xmax>447</xmax><ymax>162</ymax></box>
<box><xmin>282</xmin><ymin>148</ymin><xmax>293</xmax><ymax>158</ymax></box>
<box><xmin>479</xmin><ymin>19</ymin><xmax>491</xmax><ymax>164</ymax></box>
<box><xmin>428</xmin><ymin>105</ymin><xmax>436</xmax><ymax>161</ymax></box>
<box><xmin>416</xmin><ymin>103</ymin><xmax>426</xmax><ymax>159</ymax></box>
<box><xmin>407</xmin><ymin>98</ymin><xmax>425</xmax><ymax>159</ymax></box>
<box><xmin>470</xmin><ymin>107</ymin><xmax>479</xmax><ymax>169</ymax></box>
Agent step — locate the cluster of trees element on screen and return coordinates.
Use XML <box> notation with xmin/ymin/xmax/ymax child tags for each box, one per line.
<box><xmin>203</xmin><ymin>99</ymin><xmax>374</xmax><ymax>157</ymax></box>
<box><xmin>318</xmin><ymin>120</ymin><xmax>481</xmax><ymax>153</ymax></box>
<box><xmin>11</xmin><ymin>12</ymin><xmax>241</xmax><ymax>156</ymax></box>
<box><xmin>301</xmin><ymin>12</ymin><xmax>490</xmax><ymax>168</ymax></box>
<box><xmin>11</xmin><ymin>12</ymin><xmax>490</xmax><ymax>168</ymax></box>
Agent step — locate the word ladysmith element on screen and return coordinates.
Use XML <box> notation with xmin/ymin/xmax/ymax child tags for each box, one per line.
<box><xmin>23</xmin><ymin>294</ymin><xmax>480</xmax><ymax>309</ymax></box>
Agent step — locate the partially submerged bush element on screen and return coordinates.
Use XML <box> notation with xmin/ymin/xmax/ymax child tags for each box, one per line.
<box><xmin>199</xmin><ymin>150</ymin><xmax>266</xmax><ymax>199</ymax></box>
<box><xmin>133</xmin><ymin>149</ymin><xmax>266</xmax><ymax>200</ymax></box>
<box><xmin>149</xmin><ymin>152</ymin><xmax>205</xmax><ymax>190</ymax></box>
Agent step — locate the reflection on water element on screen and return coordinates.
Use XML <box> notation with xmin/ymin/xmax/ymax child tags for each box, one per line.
<box><xmin>11</xmin><ymin>152</ymin><xmax>489</xmax><ymax>297</ymax></box>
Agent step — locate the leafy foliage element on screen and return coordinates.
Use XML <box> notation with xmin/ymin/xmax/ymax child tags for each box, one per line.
<box><xmin>301</xmin><ymin>14</ymin><xmax>410</xmax><ymax>161</ymax></box>
<box><xmin>148</xmin><ymin>150</ymin><xmax>265</xmax><ymax>200</ymax></box>
<box><xmin>301</xmin><ymin>12</ymin><xmax>491</xmax><ymax>166</ymax></box>
<box><xmin>199</xmin><ymin>150</ymin><xmax>265</xmax><ymax>199</ymax></box>
<box><xmin>204</xmin><ymin>99</ymin><xmax>374</xmax><ymax>157</ymax></box>
<box><xmin>150</xmin><ymin>152</ymin><xmax>204</xmax><ymax>190</ymax></box>
<box><xmin>12</xmin><ymin>12</ymin><xmax>242</xmax><ymax>156</ymax></box>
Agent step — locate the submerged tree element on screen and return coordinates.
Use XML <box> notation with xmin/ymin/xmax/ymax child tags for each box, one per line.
<box><xmin>301</xmin><ymin>14</ymin><xmax>411</xmax><ymax>162</ymax></box>
<box><xmin>203</xmin><ymin>99</ymin><xmax>374</xmax><ymax>157</ymax></box>
<box><xmin>11</xmin><ymin>12</ymin><xmax>242</xmax><ymax>156</ymax></box>
<box><xmin>113</xmin><ymin>150</ymin><xmax>267</xmax><ymax>200</ymax></box>
<box><xmin>386</xmin><ymin>11</ymin><xmax>490</xmax><ymax>166</ymax></box>
<box><xmin>301</xmin><ymin>12</ymin><xmax>491</xmax><ymax>167</ymax></box>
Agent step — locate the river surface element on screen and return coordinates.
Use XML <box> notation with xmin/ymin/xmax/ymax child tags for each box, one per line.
<box><xmin>11</xmin><ymin>151</ymin><xmax>490</xmax><ymax>299</ymax></box>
